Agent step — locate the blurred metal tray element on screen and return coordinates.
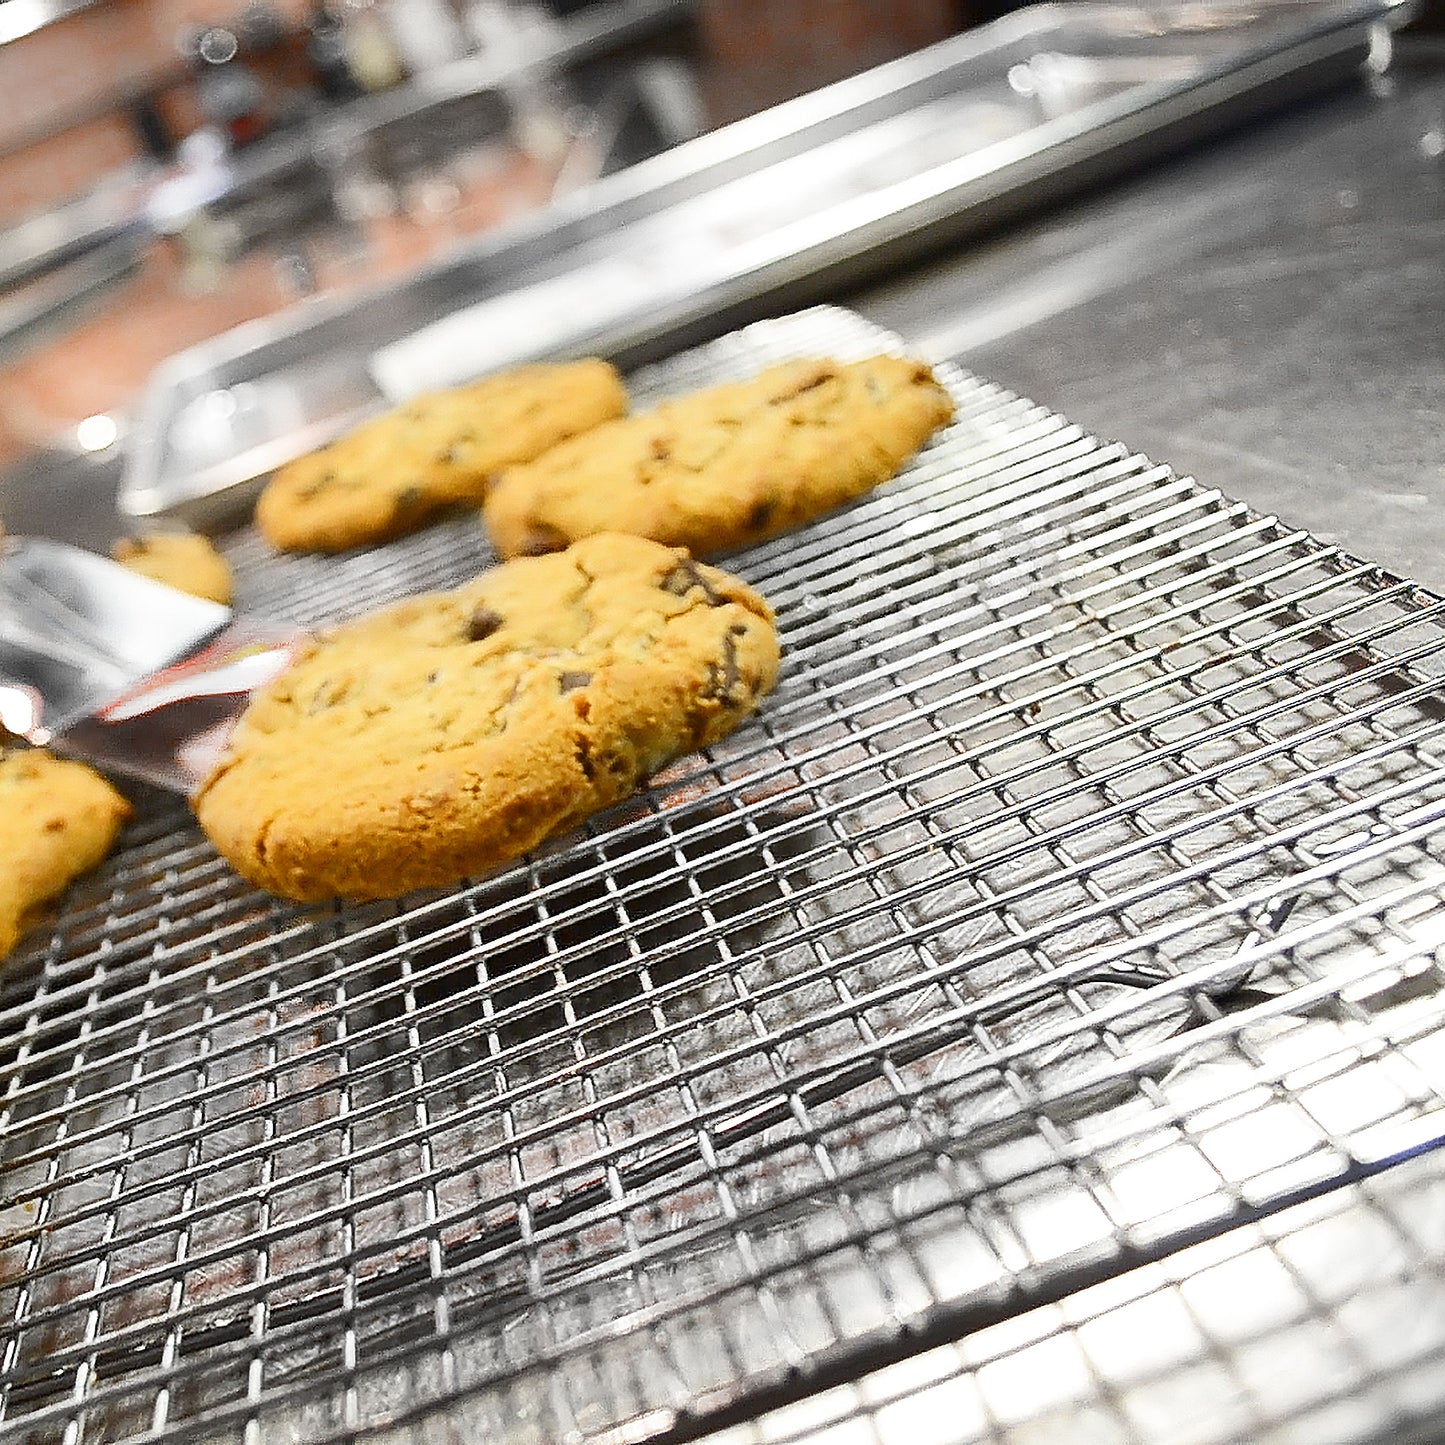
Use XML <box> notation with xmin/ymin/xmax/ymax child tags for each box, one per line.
<box><xmin>6</xmin><ymin>306</ymin><xmax>1445</xmax><ymax>1443</ymax></box>
<box><xmin>120</xmin><ymin>0</ymin><xmax>1413</xmax><ymax>526</ymax></box>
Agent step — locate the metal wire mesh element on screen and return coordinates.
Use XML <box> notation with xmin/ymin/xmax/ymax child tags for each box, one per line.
<box><xmin>692</xmin><ymin>1148</ymin><xmax>1445</xmax><ymax>1445</ymax></box>
<box><xmin>2</xmin><ymin>305</ymin><xmax>1444</xmax><ymax>1444</ymax></box>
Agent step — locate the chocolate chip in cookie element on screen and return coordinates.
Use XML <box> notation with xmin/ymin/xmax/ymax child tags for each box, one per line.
<box><xmin>466</xmin><ymin>606</ymin><xmax>505</xmax><ymax>642</ymax></box>
<box><xmin>661</xmin><ymin>559</ymin><xmax>727</xmax><ymax>606</ymax></box>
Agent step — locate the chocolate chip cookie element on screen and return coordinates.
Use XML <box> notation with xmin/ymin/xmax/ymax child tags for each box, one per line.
<box><xmin>0</xmin><ymin>747</ymin><xmax>131</xmax><ymax>963</ymax></box>
<box><xmin>193</xmin><ymin>533</ymin><xmax>780</xmax><ymax>901</ymax></box>
<box><xmin>112</xmin><ymin>532</ymin><xmax>234</xmax><ymax>605</ymax></box>
<box><xmin>256</xmin><ymin>359</ymin><xmax>627</xmax><ymax>553</ymax></box>
<box><xmin>482</xmin><ymin>355</ymin><xmax>955</xmax><ymax>559</ymax></box>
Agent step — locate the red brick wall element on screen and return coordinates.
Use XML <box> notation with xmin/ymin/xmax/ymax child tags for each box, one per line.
<box><xmin>0</xmin><ymin>0</ymin><xmax>314</xmax><ymax>223</ymax></box>
<box><xmin>0</xmin><ymin>114</ymin><xmax>141</xmax><ymax>219</ymax></box>
<box><xmin>0</xmin><ymin>0</ymin><xmax>975</xmax><ymax>222</ymax></box>
<box><xmin>698</xmin><ymin>0</ymin><xmax>965</xmax><ymax>124</ymax></box>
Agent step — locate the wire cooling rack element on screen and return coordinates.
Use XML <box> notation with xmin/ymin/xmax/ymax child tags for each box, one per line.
<box><xmin>2</xmin><ymin>306</ymin><xmax>1444</xmax><ymax>1445</ymax></box>
<box><xmin>693</xmin><ymin>1148</ymin><xmax>1445</xmax><ymax>1445</ymax></box>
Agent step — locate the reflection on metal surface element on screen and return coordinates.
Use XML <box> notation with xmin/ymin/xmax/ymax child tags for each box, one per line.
<box><xmin>0</xmin><ymin>234</ymin><xmax>146</xmax><ymax>363</ymax></box>
<box><xmin>74</xmin><ymin>414</ymin><xmax>117</xmax><ymax>453</ymax></box>
<box><xmin>121</xmin><ymin>0</ymin><xmax>1413</xmax><ymax>524</ymax></box>
<box><xmin>0</xmin><ymin>537</ymin><xmax>305</xmax><ymax>789</ymax></box>
<box><xmin>0</xmin><ymin>535</ymin><xmax>228</xmax><ymax>734</ymax></box>
<box><xmin>696</xmin><ymin>1148</ymin><xmax>1445</xmax><ymax>1445</ymax></box>
<box><xmin>0</xmin><ymin>683</ymin><xmax>46</xmax><ymax>742</ymax></box>
<box><xmin>0</xmin><ymin>171</ymin><xmax>151</xmax><ymax>295</ymax></box>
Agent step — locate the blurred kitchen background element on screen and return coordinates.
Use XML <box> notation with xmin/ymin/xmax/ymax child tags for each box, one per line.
<box><xmin>0</xmin><ymin>0</ymin><xmax>998</xmax><ymax>470</ymax></box>
<box><xmin>2</xmin><ymin>0</ymin><xmax>1442</xmax><ymax>536</ymax></box>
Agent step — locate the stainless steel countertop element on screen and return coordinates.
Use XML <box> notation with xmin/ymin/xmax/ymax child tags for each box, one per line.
<box><xmin>855</xmin><ymin>36</ymin><xmax>1445</xmax><ymax>593</ymax></box>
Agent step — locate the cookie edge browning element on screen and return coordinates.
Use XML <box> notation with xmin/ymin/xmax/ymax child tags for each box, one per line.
<box><xmin>0</xmin><ymin>750</ymin><xmax>131</xmax><ymax>963</ymax></box>
<box><xmin>255</xmin><ymin>359</ymin><xmax>628</xmax><ymax>554</ymax></box>
<box><xmin>193</xmin><ymin>536</ymin><xmax>780</xmax><ymax>901</ymax></box>
<box><xmin>482</xmin><ymin>354</ymin><xmax>956</xmax><ymax>559</ymax></box>
<box><xmin>112</xmin><ymin>533</ymin><xmax>235</xmax><ymax>606</ymax></box>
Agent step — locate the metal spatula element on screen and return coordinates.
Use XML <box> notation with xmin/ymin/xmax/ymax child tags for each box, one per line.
<box><xmin>0</xmin><ymin>536</ymin><xmax>303</xmax><ymax>794</ymax></box>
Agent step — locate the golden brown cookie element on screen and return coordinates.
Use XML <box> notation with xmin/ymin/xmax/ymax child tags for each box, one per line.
<box><xmin>0</xmin><ymin>747</ymin><xmax>131</xmax><ymax>963</ymax></box>
<box><xmin>193</xmin><ymin>533</ymin><xmax>780</xmax><ymax>901</ymax></box>
<box><xmin>482</xmin><ymin>355</ymin><xmax>955</xmax><ymax>559</ymax></box>
<box><xmin>256</xmin><ymin>359</ymin><xmax>627</xmax><ymax>553</ymax></box>
<box><xmin>112</xmin><ymin>532</ymin><xmax>234</xmax><ymax>606</ymax></box>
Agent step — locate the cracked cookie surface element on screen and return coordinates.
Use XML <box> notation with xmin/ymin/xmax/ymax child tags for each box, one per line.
<box><xmin>482</xmin><ymin>355</ymin><xmax>955</xmax><ymax>559</ymax></box>
<box><xmin>193</xmin><ymin>533</ymin><xmax>780</xmax><ymax>901</ymax></box>
<box><xmin>112</xmin><ymin>532</ymin><xmax>234</xmax><ymax>605</ymax></box>
<box><xmin>256</xmin><ymin>359</ymin><xmax>627</xmax><ymax>553</ymax></box>
<box><xmin>0</xmin><ymin>748</ymin><xmax>131</xmax><ymax>963</ymax></box>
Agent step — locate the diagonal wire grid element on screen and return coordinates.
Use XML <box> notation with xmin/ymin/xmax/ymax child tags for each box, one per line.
<box><xmin>689</xmin><ymin>1147</ymin><xmax>1445</xmax><ymax>1445</ymax></box>
<box><xmin>1</xmin><ymin>307</ymin><xmax>1443</xmax><ymax>1444</ymax></box>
